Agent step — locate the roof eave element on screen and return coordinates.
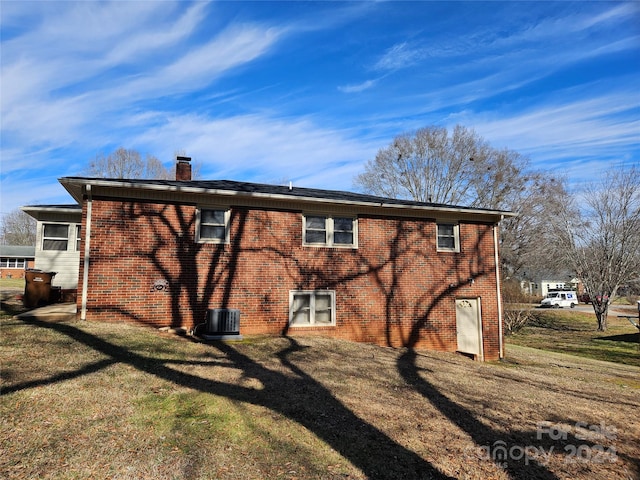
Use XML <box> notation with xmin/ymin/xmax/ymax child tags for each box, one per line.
<box><xmin>21</xmin><ymin>205</ymin><xmax>81</xmax><ymax>213</ymax></box>
<box><xmin>58</xmin><ymin>177</ymin><xmax>515</xmax><ymax>222</ymax></box>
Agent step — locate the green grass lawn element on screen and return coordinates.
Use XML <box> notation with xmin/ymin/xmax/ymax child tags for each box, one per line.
<box><xmin>505</xmin><ymin>308</ymin><xmax>640</xmax><ymax>367</ymax></box>
<box><xmin>0</xmin><ymin>277</ymin><xmax>24</xmax><ymax>289</ymax></box>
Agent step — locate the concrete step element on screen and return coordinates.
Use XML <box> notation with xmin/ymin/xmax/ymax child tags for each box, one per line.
<box><xmin>14</xmin><ymin>303</ymin><xmax>77</xmax><ymax>323</ymax></box>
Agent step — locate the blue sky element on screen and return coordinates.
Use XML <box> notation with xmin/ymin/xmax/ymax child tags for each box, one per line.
<box><xmin>1</xmin><ymin>1</ymin><xmax>639</xmax><ymax>215</ymax></box>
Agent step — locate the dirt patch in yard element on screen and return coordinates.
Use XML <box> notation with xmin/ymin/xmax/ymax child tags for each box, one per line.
<box><xmin>1</xmin><ymin>314</ymin><xmax>638</xmax><ymax>480</ymax></box>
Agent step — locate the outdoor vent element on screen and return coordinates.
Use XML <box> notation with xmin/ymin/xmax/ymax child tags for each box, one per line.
<box><xmin>206</xmin><ymin>308</ymin><xmax>241</xmax><ymax>335</ymax></box>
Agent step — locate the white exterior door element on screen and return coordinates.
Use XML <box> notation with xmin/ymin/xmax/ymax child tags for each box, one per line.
<box><xmin>456</xmin><ymin>298</ymin><xmax>483</xmax><ymax>360</ymax></box>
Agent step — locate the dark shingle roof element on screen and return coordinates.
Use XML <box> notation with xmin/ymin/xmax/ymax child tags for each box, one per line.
<box><xmin>166</xmin><ymin>178</ymin><xmax>453</xmax><ymax>208</ymax></box>
<box><xmin>0</xmin><ymin>245</ymin><xmax>35</xmax><ymax>258</ymax></box>
<box><xmin>60</xmin><ymin>177</ymin><xmax>511</xmax><ymax>215</ymax></box>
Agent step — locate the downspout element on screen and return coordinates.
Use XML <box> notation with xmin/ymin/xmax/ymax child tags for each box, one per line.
<box><xmin>80</xmin><ymin>184</ymin><xmax>92</xmax><ymax>320</ymax></box>
<box><xmin>494</xmin><ymin>218</ymin><xmax>504</xmax><ymax>359</ymax></box>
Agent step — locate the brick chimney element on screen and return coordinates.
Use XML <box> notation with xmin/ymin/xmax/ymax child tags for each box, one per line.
<box><xmin>176</xmin><ymin>156</ymin><xmax>192</xmax><ymax>181</ymax></box>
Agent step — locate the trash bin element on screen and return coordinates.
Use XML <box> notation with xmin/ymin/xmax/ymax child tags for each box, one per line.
<box><xmin>24</xmin><ymin>269</ymin><xmax>57</xmax><ymax>308</ymax></box>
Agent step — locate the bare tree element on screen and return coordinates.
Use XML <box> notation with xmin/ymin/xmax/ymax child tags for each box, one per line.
<box><xmin>354</xmin><ymin>125</ymin><xmax>546</xmax><ymax>281</ymax></box>
<box><xmin>1</xmin><ymin>209</ymin><xmax>37</xmax><ymax>246</ymax></box>
<box><xmin>500</xmin><ymin>177</ymin><xmax>572</xmax><ymax>279</ymax></box>
<box><xmin>85</xmin><ymin>148</ymin><xmax>202</xmax><ymax>180</ymax></box>
<box><xmin>85</xmin><ymin>148</ymin><xmax>173</xmax><ymax>179</ymax></box>
<box><xmin>554</xmin><ymin>166</ymin><xmax>640</xmax><ymax>331</ymax></box>
<box><xmin>354</xmin><ymin>125</ymin><xmax>529</xmax><ymax>210</ymax></box>
<box><xmin>144</xmin><ymin>155</ymin><xmax>175</xmax><ymax>180</ymax></box>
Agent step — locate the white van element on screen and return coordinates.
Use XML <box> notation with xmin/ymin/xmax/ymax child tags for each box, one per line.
<box><xmin>540</xmin><ymin>290</ymin><xmax>578</xmax><ymax>308</ymax></box>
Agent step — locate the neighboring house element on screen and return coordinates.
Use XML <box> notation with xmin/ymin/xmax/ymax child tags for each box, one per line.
<box><xmin>20</xmin><ymin>205</ymin><xmax>83</xmax><ymax>290</ymax></box>
<box><xmin>56</xmin><ymin>157</ymin><xmax>513</xmax><ymax>361</ymax></box>
<box><xmin>521</xmin><ymin>279</ymin><xmax>583</xmax><ymax>298</ymax></box>
<box><xmin>0</xmin><ymin>245</ymin><xmax>35</xmax><ymax>279</ymax></box>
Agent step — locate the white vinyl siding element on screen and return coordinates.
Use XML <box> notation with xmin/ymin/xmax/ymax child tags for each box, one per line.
<box><xmin>35</xmin><ymin>219</ymin><xmax>82</xmax><ymax>289</ymax></box>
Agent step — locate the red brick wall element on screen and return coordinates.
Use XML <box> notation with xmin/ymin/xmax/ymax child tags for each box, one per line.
<box><xmin>78</xmin><ymin>199</ymin><xmax>503</xmax><ymax>360</ymax></box>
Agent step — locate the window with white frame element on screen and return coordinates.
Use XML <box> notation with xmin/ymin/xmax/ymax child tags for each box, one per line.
<box><xmin>436</xmin><ymin>223</ymin><xmax>460</xmax><ymax>252</ymax></box>
<box><xmin>43</xmin><ymin>223</ymin><xmax>69</xmax><ymax>251</ymax></box>
<box><xmin>196</xmin><ymin>208</ymin><xmax>230</xmax><ymax>243</ymax></box>
<box><xmin>289</xmin><ymin>290</ymin><xmax>336</xmax><ymax>326</ymax></box>
<box><xmin>303</xmin><ymin>215</ymin><xmax>356</xmax><ymax>247</ymax></box>
<box><xmin>1</xmin><ymin>258</ymin><xmax>26</xmax><ymax>268</ymax></box>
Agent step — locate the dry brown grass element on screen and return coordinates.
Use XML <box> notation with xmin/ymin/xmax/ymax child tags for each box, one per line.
<box><xmin>1</xmin><ymin>307</ymin><xmax>639</xmax><ymax>479</ymax></box>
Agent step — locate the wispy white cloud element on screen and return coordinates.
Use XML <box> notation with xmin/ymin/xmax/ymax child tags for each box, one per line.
<box><xmin>1</xmin><ymin>2</ymin><xmax>285</xmax><ymax>159</ymax></box>
<box><xmin>476</xmin><ymin>91</ymin><xmax>638</xmax><ymax>147</ymax></box>
<box><xmin>342</xmin><ymin>2</ymin><xmax>638</xmax><ymax>133</ymax></box>
<box><xmin>130</xmin><ymin>23</ymin><xmax>283</xmax><ymax>97</ymax></box>
<box><xmin>337</xmin><ymin>40</ymin><xmax>427</xmax><ymax>94</ymax></box>
<box><xmin>374</xmin><ymin>42</ymin><xmax>425</xmax><ymax>71</ymax></box>
<box><xmin>131</xmin><ymin>112</ymin><xmax>379</xmax><ymax>186</ymax></box>
<box><xmin>359</xmin><ymin>3</ymin><xmax>638</xmax><ymax>108</ymax></box>
<box><xmin>576</xmin><ymin>2</ymin><xmax>638</xmax><ymax>31</ymax></box>
<box><xmin>465</xmin><ymin>3</ymin><xmax>638</xmax><ymax>57</ymax></box>
<box><xmin>338</xmin><ymin>79</ymin><xmax>378</xmax><ymax>93</ymax></box>
<box><xmin>103</xmin><ymin>2</ymin><xmax>209</xmax><ymax>66</ymax></box>
<box><xmin>0</xmin><ymin>1</ymin><xmax>294</xmax><ymax>213</ymax></box>
<box><xmin>469</xmin><ymin>86</ymin><xmax>640</xmax><ymax>184</ymax></box>
<box><xmin>1</xmin><ymin>1</ymin><xmax>637</xmax><ymax>216</ymax></box>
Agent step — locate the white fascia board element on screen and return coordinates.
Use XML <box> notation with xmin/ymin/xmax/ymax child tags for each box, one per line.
<box><xmin>21</xmin><ymin>205</ymin><xmax>81</xmax><ymax>213</ymax></box>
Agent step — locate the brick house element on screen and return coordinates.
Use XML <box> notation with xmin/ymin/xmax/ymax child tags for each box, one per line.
<box><xmin>59</xmin><ymin>157</ymin><xmax>513</xmax><ymax>361</ymax></box>
<box><xmin>0</xmin><ymin>245</ymin><xmax>35</xmax><ymax>280</ymax></box>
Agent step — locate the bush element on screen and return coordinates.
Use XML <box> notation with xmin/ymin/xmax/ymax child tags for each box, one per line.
<box><xmin>503</xmin><ymin>309</ymin><xmax>533</xmax><ymax>335</ymax></box>
<box><xmin>502</xmin><ymin>279</ymin><xmax>528</xmax><ymax>304</ymax></box>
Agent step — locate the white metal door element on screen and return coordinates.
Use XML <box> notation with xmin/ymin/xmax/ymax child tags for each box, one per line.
<box><xmin>456</xmin><ymin>298</ymin><xmax>483</xmax><ymax>360</ymax></box>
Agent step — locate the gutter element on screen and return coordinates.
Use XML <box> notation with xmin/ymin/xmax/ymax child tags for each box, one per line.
<box><xmin>494</xmin><ymin>217</ymin><xmax>504</xmax><ymax>359</ymax></box>
<box><xmin>80</xmin><ymin>185</ymin><xmax>92</xmax><ymax>321</ymax></box>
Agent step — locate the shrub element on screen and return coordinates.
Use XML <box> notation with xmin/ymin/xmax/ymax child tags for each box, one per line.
<box><xmin>503</xmin><ymin>308</ymin><xmax>533</xmax><ymax>335</ymax></box>
<box><xmin>502</xmin><ymin>279</ymin><xmax>528</xmax><ymax>304</ymax></box>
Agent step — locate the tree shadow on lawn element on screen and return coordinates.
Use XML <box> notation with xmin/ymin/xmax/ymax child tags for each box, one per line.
<box><xmin>593</xmin><ymin>332</ymin><xmax>640</xmax><ymax>344</ymax></box>
<box><xmin>5</xmin><ymin>317</ymin><xmax>455</xmax><ymax>480</ymax></box>
<box><xmin>397</xmin><ymin>349</ymin><xmax>611</xmax><ymax>480</ymax></box>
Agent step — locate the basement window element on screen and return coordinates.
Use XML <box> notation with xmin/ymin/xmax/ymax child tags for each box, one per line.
<box><xmin>289</xmin><ymin>290</ymin><xmax>336</xmax><ymax>327</ymax></box>
<box><xmin>43</xmin><ymin>223</ymin><xmax>69</xmax><ymax>251</ymax></box>
<box><xmin>303</xmin><ymin>215</ymin><xmax>357</xmax><ymax>248</ymax></box>
<box><xmin>436</xmin><ymin>223</ymin><xmax>460</xmax><ymax>252</ymax></box>
<box><xmin>196</xmin><ymin>208</ymin><xmax>230</xmax><ymax>244</ymax></box>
